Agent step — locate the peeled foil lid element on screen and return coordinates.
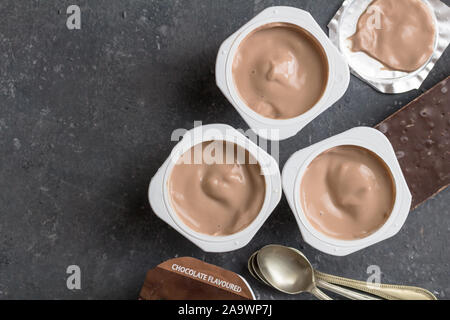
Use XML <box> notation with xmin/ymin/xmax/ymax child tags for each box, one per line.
<box><xmin>139</xmin><ymin>257</ymin><xmax>255</xmax><ymax>300</ymax></box>
<box><xmin>328</xmin><ymin>0</ymin><xmax>450</xmax><ymax>94</ymax></box>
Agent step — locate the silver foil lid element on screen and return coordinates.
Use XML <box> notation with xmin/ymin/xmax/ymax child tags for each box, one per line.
<box><xmin>328</xmin><ymin>0</ymin><xmax>450</xmax><ymax>94</ymax></box>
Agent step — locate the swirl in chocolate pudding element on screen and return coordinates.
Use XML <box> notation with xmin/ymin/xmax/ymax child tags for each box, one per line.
<box><xmin>169</xmin><ymin>141</ymin><xmax>266</xmax><ymax>236</ymax></box>
<box><xmin>300</xmin><ymin>146</ymin><xmax>395</xmax><ymax>240</ymax></box>
<box><xmin>232</xmin><ymin>23</ymin><xmax>329</xmax><ymax>119</ymax></box>
<box><xmin>349</xmin><ymin>0</ymin><xmax>436</xmax><ymax>72</ymax></box>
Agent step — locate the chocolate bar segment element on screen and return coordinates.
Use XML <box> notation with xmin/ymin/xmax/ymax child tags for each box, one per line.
<box><xmin>376</xmin><ymin>76</ymin><xmax>449</xmax><ymax>209</ymax></box>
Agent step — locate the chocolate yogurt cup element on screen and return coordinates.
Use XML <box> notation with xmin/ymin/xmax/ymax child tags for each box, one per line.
<box><xmin>282</xmin><ymin>127</ymin><xmax>412</xmax><ymax>256</ymax></box>
<box><xmin>216</xmin><ymin>6</ymin><xmax>350</xmax><ymax>141</ymax></box>
<box><xmin>149</xmin><ymin>124</ymin><xmax>282</xmax><ymax>253</ymax></box>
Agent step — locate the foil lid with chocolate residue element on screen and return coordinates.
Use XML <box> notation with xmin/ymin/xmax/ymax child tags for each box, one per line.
<box><xmin>328</xmin><ymin>0</ymin><xmax>450</xmax><ymax>94</ymax></box>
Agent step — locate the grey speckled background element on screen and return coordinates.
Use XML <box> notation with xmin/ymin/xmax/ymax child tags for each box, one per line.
<box><xmin>0</xmin><ymin>0</ymin><xmax>449</xmax><ymax>300</ymax></box>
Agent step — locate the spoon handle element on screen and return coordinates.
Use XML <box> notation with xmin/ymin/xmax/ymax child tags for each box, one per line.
<box><xmin>316</xmin><ymin>280</ymin><xmax>380</xmax><ymax>300</ymax></box>
<box><xmin>310</xmin><ymin>287</ymin><xmax>333</xmax><ymax>300</ymax></box>
<box><xmin>315</xmin><ymin>271</ymin><xmax>437</xmax><ymax>300</ymax></box>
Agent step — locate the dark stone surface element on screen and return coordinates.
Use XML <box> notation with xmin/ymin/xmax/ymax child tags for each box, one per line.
<box><xmin>0</xmin><ymin>0</ymin><xmax>448</xmax><ymax>300</ymax></box>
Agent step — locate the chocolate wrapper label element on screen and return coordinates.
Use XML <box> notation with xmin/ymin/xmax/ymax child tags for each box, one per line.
<box><xmin>139</xmin><ymin>257</ymin><xmax>254</xmax><ymax>300</ymax></box>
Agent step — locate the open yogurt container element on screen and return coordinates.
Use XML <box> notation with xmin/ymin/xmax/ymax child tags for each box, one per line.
<box><xmin>216</xmin><ymin>6</ymin><xmax>350</xmax><ymax>141</ymax></box>
<box><xmin>282</xmin><ymin>127</ymin><xmax>412</xmax><ymax>256</ymax></box>
<box><xmin>149</xmin><ymin>124</ymin><xmax>282</xmax><ymax>253</ymax></box>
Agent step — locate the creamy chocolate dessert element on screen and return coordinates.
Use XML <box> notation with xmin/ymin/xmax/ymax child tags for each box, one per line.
<box><xmin>232</xmin><ymin>23</ymin><xmax>329</xmax><ymax>119</ymax></box>
<box><xmin>300</xmin><ymin>145</ymin><xmax>395</xmax><ymax>240</ymax></box>
<box><xmin>349</xmin><ymin>0</ymin><xmax>436</xmax><ymax>73</ymax></box>
<box><xmin>168</xmin><ymin>141</ymin><xmax>266</xmax><ymax>236</ymax></box>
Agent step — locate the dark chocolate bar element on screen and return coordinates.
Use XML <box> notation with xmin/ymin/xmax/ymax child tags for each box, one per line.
<box><xmin>376</xmin><ymin>76</ymin><xmax>449</xmax><ymax>209</ymax></box>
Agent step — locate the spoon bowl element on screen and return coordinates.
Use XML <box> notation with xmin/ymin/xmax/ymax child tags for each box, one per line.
<box><xmin>250</xmin><ymin>252</ymin><xmax>271</xmax><ymax>286</ymax></box>
<box><xmin>257</xmin><ymin>244</ymin><xmax>331</xmax><ymax>299</ymax></box>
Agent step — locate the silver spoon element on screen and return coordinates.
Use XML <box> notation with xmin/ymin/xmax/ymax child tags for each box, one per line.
<box><xmin>288</xmin><ymin>247</ymin><xmax>435</xmax><ymax>300</ymax></box>
<box><xmin>249</xmin><ymin>247</ymin><xmax>377</xmax><ymax>300</ymax></box>
<box><xmin>256</xmin><ymin>245</ymin><xmax>332</xmax><ymax>300</ymax></box>
<box><xmin>250</xmin><ymin>252</ymin><xmax>271</xmax><ymax>286</ymax></box>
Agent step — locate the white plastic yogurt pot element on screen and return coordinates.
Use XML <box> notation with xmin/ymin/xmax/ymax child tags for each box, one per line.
<box><xmin>282</xmin><ymin>127</ymin><xmax>412</xmax><ymax>256</ymax></box>
<box><xmin>149</xmin><ymin>124</ymin><xmax>282</xmax><ymax>253</ymax></box>
<box><xmin>216</xmin><ymin>6</ymin><xmax>350</xmax><ymax>141</ymax></box>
